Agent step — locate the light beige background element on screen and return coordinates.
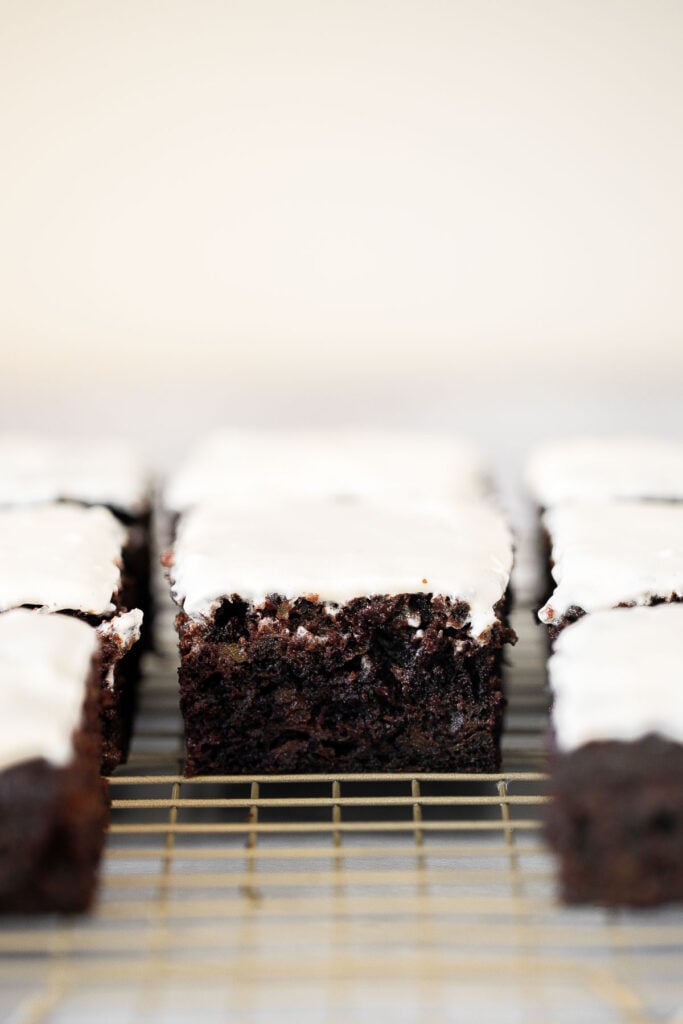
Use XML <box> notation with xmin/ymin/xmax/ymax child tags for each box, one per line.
<box><xmin>0</xmin><ymin>0</ymin><xmax>682</xmax><ymax>449</ymax></box>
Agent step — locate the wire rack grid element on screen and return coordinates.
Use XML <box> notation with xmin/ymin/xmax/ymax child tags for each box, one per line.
<box><xmin>1</xmin><ymin>609</ymin><xmax>683</xmax><ymax>1024</ymax></box>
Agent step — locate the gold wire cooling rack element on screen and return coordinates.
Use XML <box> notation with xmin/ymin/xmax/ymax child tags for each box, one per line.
<box><xmin>2</xmin><ymin>610</ymin><xmax>683</xmax><ymax>1024</ymax></box>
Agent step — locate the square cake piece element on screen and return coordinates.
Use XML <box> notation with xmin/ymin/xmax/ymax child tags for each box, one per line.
<box><xmin>168</xmin><ymin>499</ymin><xmax>515</xmax><ymax>775</ymax></box>
<box><xmin>538</xmin><ymin>501</ymin><xmax>683</xmax><ymax>636</ymax></box>
<box><xmin>546</xmin><ymin>605</ymin><xmax>683</xmax><ymax>906</ymax></box>
<box><xmin>0</xmin><ymin>503</ymin><xmax>144</xmax><ymax>773</ymax></box>
<box><xmin>0</xmin><ymin>610</ymin><xmax>108</xmax><ymax>913</ymax></box>
<box><xmin>165</xmin><ymin>428</ymin><xmax>490</xmax><ymax>517</ymax></box>
<box><xmin>0</xmin><ymin>432</ymin><xmax>154</xmax><ymax>645</ymax></box>
<box><xmin>526</xmin><ymin>436</ymin><xmax>683</xmax><ymax>508</ymax></box>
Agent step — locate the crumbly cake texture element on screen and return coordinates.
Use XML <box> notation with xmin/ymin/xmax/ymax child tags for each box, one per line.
<box><xmin>96</xmin><ymin>609</ymin><xmax>144</xmax><ymax>773</ymax></box>
<box><xmin>546</xmin><ymin>606</ymin><xmax>683</xmax><ymax>906</ymax></box>
<box><xmin>547</xmin><ymin>737</ymin><xmax>683</xmax><ymax>906</ymax></box>
<box><xmin>165</xmin><ymin>428</ymin><xmax>490</xmax><ymax>514</ymax></box>
<box><xmin>0</xmin><ymin>504</ymin><xmax>144</xmax><ymax>773</ymax></box>
<box><xmin>170</xmin><ymin>500</ymin><xmax>515</xmax><ymax>775</ymax></box>
<box><xmin>0</xmin><ymin>611</ymin><xmax>108</xmax><ymax>913</ymax></box>
<box><xmin>177</xmin><ymin>594</ymin><xmax>512</xmax><ymax>775</ymax></box>
<box><xmin>119</xmin><ymin>509</ymin><xmax>154</xmax><ymax>650</ymax></box>
<box><xmin>538</xmin><ymin>501</ymin><xmax>683</xmax><ymax>633</ymax></box>
<box><xmin>526</xmin><ymin>436</ymin><xmax>683</xmax><ymax>507</ymax></box>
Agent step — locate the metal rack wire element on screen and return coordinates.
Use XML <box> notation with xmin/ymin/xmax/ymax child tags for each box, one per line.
<box><xmin>2</xmin><ymin>610</ymin><xmax>682</xmax><ymax>1024</ymax></box>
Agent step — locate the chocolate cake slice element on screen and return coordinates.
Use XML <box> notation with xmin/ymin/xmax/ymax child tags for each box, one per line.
<box><xmin>537</xmin><ymin>500</ymin><xmax>683</xmax><ymax>637</ymax></box>
<box><xmin>0</xmin><ymin>610</ymin><xmax>108</xmax><ymax>913</ymax></box>
<box><xmin>546</xmin><ymin>605</ymin><xmax>683</xmax><ymax>906</ymax></box>
<box><xmin>167</xmin><ymin>498</ymin><xmax>515</xmax><ymax>775</ymax></box>
<box><xmin>0</xmin><ymin>503</ymin><xmax>144</xmax><ymax>772</ymax></box>
<box><xmin>0</xmin><ymin>432</ymin><xmax>154</xmax><ymax>645</ymax></box>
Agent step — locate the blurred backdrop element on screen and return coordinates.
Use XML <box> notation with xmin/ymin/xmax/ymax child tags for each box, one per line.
<box><xmin>0</xmin><ymin>0</ymin><xmax>682</xmax><ymax>469</ymax></box>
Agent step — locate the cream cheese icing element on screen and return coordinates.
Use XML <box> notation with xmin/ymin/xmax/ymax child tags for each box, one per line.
<box><xmin>539</xmin><ymin>501</ymin><xmax>683</xmax><ymax>625</ymax></box>
<box><xmin>165</xmin><ymin>429</ymin><xmax>489</xmax><ymax>513</ymax></box>
<box><xmin>549</xmin><ymin>604</ymin><xmax>683</xmax><ymax>751</ymax></box>
<box><xmin>527</xmin><ymin>436</ymin><xmax>683</xmax><ymax>507</ymax></box>
<box><xmin>0</xmin><ymin>433</ymin><xmax>151</xmax><ymax>515</ymax></box>
<box><xmin>0</xmin><ymin>609</ymin><xmax>99</xmax><ymax>771</ymax></box>
<box><xmin>0</xmin><ymin>504</ymin><xmax>128</xmax><ymax>616</ymax></box>
<box><xmin>170</xmin><ymin>498</ymin><xmax>513</xmax><ymax>641</ymax></box>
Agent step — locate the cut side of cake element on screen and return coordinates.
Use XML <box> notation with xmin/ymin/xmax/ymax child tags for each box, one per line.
<box><xmin>168</xmin><ymin>498</ymin><xmax>515</xmax><ymax>775</ymax></box>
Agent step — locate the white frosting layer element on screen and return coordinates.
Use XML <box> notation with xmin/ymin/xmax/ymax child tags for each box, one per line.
<box><xmin>0</xmin><ymin>504</ymin><xmax>127</xmax><ymax>616</ymax></box>
<box><xmin>0</xmin><ymin>609</ymin><xmax>98</xmax><ymax>771</ymax></box>
<box><xmin>165</xmin><ymin>429</ymin><xmax>488</xmax><ymax>513</ymax></box>
<box><xmin>171</xmin><ymin>498</ymin><xmax>513</xmax><ymax>641</ymax></box>
<box><xmin>549</xmin><ymin>605</ymin><xmax>683</xmax><ymax>750</ymax></box>
<box><xmin>539</xmin><ymin>501</ymin><xmax>683</xmax><ymax>624</ymax></box>
<box><xmin>527</xmin><ymin>436</ymin><xmax>683</xmax><ymax>507</ymax></box>
<box><xmin>0</xmin><ymin>432</ymin><xmax>151</xmax><ymax>515</ymax></box>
